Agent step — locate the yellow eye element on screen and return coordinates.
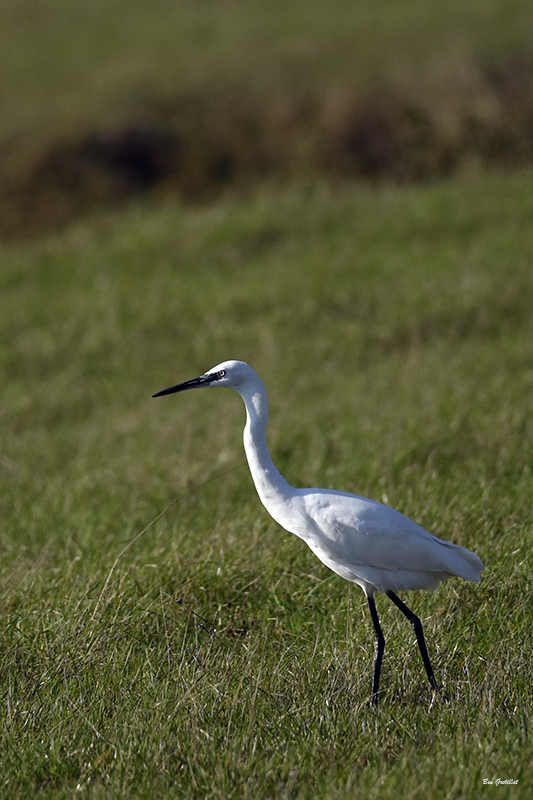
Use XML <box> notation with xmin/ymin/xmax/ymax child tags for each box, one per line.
<box><xmin>217</xmin><ymin>370</ymin><xmax>226</xmax><ymax>379</ymax></box>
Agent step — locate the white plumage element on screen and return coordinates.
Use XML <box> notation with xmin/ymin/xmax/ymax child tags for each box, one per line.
<box><xmin>153</xmin><ymin>360</ymin><xmax>484</xmax><ymax>702</ymax></box>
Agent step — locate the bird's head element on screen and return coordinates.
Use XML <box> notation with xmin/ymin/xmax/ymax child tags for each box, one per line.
<box><xmin>152</xmin><ymin>360</ymin><xmax>259</xmax><ymax>398</ymax></box>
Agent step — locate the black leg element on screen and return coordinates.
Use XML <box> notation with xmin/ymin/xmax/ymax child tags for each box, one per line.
<box><xmin>366</xmin><ymin>594</ymin><xmax>385</xmax><ymax>705</ymax></box>
<box><xmin>386</xmin><ymin>590</ymin><xmax>439</xmax><ymax>693</ymax></box>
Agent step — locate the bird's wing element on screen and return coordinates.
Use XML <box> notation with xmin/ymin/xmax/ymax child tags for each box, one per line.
<box><xmin>294</xmin><ymin>490</ymin><xmax>482</xmax><ymax>584</ymax></box>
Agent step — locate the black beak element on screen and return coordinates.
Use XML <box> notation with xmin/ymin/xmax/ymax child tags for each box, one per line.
<box><xmin>152</xmin><ymin>373</ymin><xmax>217</xmax><ymax>398</ymax></box>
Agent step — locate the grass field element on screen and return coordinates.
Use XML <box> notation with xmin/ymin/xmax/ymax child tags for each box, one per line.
<box><xmin>2</xmin><ymin>2</ymin><xmax>533</xmax><ymax>798</ymax></box>
<box><xmin>2</xmin><ymin>172</ymin><xmax>533</xmax><ymax>798</ymax></box>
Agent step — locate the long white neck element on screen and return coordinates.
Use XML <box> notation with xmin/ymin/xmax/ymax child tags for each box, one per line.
<box><xmin>239</xmin><ymin>379</ymin><xmax>294</xmax><ymax>515</ymax></box>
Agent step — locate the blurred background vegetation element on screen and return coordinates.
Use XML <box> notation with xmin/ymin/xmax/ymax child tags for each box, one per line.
<box><xmin>1</xmin><ymin>0</ymin><xmax>533</xmax><ymax>236</ymax></box>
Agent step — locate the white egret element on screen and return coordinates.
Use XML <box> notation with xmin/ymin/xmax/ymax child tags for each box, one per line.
<box><xmin>153</xmin><ymin>360</ymin><xmax>484</xmax><ymax>703</ymax></box>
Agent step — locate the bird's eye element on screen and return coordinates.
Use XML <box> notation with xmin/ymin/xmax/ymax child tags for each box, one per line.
<box><xmin>216</xmin><ymin>370</ymin><xmax>226</xmax><ymax>379</ymax></box>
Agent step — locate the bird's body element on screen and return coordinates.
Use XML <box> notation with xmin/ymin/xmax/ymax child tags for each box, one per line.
<box><xmin>153</xmin><ymin>360</ymin><xmax>484</xmax><ymax>702</ymax></box>
<box><xmin>268</xmin><ymin>487</ymin><xmax>482</xmax><ymax>595</ymax></box>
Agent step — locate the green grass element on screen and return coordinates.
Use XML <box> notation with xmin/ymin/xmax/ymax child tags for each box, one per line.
<box><xmin>2</xmin><ymin>1</ymin><xmax>533</xmax><ymax>795</ymax></box>
<box><xmin>1</xmin><ymin>169</ymin><xmax>533</xmax><ymax>797</ymax></box>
